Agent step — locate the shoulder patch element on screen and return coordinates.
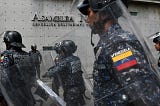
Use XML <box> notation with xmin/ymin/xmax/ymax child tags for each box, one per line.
<box><xmin>111</xmin><ymin>48</ymin><xmax>137</xmax><ymax>71</ymax></box>
<box><xmin>0</xmin><ymin>56</ymin><xmax>4</xmax><ymax>62</ymax></box>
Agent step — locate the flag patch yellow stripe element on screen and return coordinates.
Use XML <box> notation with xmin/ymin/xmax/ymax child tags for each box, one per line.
<box><xmin>112</xmin><ymin>50</ymin><xmax>133</xmax><ymax>62</ymax></box>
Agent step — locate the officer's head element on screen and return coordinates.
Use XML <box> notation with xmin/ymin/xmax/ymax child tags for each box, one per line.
<box><xmin>31</xmin><ymin>43</ymin><xmax>37</xmax><ymax>50</ymax></box>
<box><xmin>77</xmin><ymin>0</ymin><xmax>127</xmax><ymax>34</ymax></box>
<box><xmin>152</xmin><ymin>32</ymin><xmax>160</xmax><ymax>51</ymax></box>
<box><xmin>3</xmin><ymin>31</ymin><xmax>25</xmax><ymax>50</ymax></box>
<box><xmin>60</xmin><ymin>40</ymin><xmax>77</xmax><ymax>56</ymax></box>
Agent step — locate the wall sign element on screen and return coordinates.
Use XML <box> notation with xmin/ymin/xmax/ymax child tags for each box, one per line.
<box><xmin>32</xmin><ymin>13</ymin><xmax>85</xmax><ymax>27</ymax></box>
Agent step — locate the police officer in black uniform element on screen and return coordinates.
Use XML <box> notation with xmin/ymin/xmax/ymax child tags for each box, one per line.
<box><xmin>43</xmin><ymin>40</ymin><xmax>86</xmax><ymax>106</ymax></box>
<box><xmin>77</xmin><ymin>0</ymin><xmax>160</xmax><ymax>106</ymax></box>
<box><xmin>0</xmin><ymin>31</ymin><xmax>35</xmax><ymax>106</ymax></box>
<box><xmin>152</xmin><ymin>32</ymin><xmax>160</xmax><ymax>68</ymax></box>
<box><xmin>29</xmin><ymin>43</ymin><xmax>42</xmax><ymax>79</ymax></box>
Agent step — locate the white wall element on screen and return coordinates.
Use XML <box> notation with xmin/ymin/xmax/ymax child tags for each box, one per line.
<box><xmin>0</xmin><ymin>0</ymin><xmax>85</xmax><ymax>51</ymax></box>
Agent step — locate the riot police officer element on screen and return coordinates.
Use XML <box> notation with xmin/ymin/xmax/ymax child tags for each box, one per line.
<box><xmin>77</xmin><ymin>0</ymin><xmax>160</xmax><ymax>106</ymax></box>
<box><xmin>29</xmin><ymin>43</ymin><xmax>42</xmax><ymax>79</ymax></box>
<box><xmin>43</xmin><ymin>40</ymin><xmax>86</xmax><ymax>106</ymax></box>
<box><xmin>0</xmin><ymin>31</ymin><xmax>35</xmax><ymax>106</ymax></box>
<box><xmin>152</xmin><ymin>32</ymin><xmax>160</xmax><ymax>68</ymax></box>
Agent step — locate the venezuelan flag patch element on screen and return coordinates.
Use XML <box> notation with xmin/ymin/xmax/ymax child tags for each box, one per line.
<box><xmin>111</xmin><ymin>48</ymin><xmax>137</xmax><ymax>71</ymax></box>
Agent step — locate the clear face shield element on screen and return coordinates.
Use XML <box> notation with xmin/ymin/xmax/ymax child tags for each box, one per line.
<box><xmin>75</xmin><ymin>0</ymin><xmax>160</xmax><ymax>105</ymax></box>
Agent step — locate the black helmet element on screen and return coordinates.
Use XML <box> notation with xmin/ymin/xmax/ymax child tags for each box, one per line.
<box><xmin>152</xmin><ymin>32</ymin><xmax>160</xmax><ymax>43</ymax></box>
<box><xmin>3</xmin><ymin>31</ymin><xmax>25</xmax><ymax>48</ymax></box>
<box><xmin>31</xmin><ymin>43</ymin><xmax>37</xmax><ymax>50</ymax></box>
<box><xmin>53</xmin><ymin>42</ymin><xmax>62</xmax><ymax>54</ymax></box>
<box><xmin>77</xmin><ymin>0</ymin><xmax>89</xmax><ymax>15</ymax></box>
<box><xmin>77</xmin><ymin>0</ymin><xmax>128</xmax><ymax>16</ymax></box>
<box><xmin>61</xmin><ymin>40</ymin><xmax>77</xmax><ymax>55</ymax></box>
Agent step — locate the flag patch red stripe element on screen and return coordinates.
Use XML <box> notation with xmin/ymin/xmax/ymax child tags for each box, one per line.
<box><xmin>116</xmin><ymin>59</ymin><xmax>137</xmax><ymax>71</ymax></box>
<box><xmin>0</xmin><ymin>59</ymin><xmax>3</xmax><ymax>62</ymax></box>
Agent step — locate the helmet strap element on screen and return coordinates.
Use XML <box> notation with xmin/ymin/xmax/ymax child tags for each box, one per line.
<box><xmin>91</xmin><ymin>31</ymin><xmax>95</xmax><ymax>47</ymax></box>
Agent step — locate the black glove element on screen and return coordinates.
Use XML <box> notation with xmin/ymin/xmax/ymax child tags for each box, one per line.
<box><xmin>42</xmin><ymin>72</ymin><xmax>54</xmax><ymax>78</ymax></box>
<box><xmin>42</xmin><ymin>73</ymin><xmax>48</xmax><ymax>78</ymax></box>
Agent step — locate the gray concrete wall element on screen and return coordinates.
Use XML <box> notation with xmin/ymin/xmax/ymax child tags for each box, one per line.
<box><xmin>0</xmin><ymin>0</ymin><xmax>85</xmax><ymax>51</ymax></box>
<box><xmin>128</xmin><ymin>2</ymin><xmax>160</xmax><ymax>60</ymax></box>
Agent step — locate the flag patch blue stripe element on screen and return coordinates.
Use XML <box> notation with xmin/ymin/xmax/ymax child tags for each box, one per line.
<box><xmin>114</xmin><ymin>55</ymin><xmax>135</xmax><ymax>66</ymax></box>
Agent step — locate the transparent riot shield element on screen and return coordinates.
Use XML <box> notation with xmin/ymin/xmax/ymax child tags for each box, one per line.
<box><xmin>31</xmin><ymin>50</ymin><xmax>67</xmax><ymax>106</ymax></box>
<box><xmin>38</xmin><ymin>49</ymin><xmax>64</xmax><ymax>106</ymax></box>
<box><xmin>0</xmin><ymin>51</ymin><xmax>66</xmax><ymax>106</ymax></box>
<box><xmin>0</xmin><ymin>31</ymin><xmax>66</xmax><ymax>106</ymax></box>
<box><xmin>71</xmin><ymin>0</ymin><xmax>160</xmax><ymax>105</ymax></box>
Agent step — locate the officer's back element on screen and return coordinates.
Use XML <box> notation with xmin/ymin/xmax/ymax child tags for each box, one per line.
<box><xmin>0</xmin><ymin>31</ymin><xmax>35</xmax><ymax>106</ymax></box>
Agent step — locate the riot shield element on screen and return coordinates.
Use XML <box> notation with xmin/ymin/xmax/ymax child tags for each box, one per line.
<box><xmin>72</xmin><ymin>0</ymin><xmax>160</xmax><ymax>105</ymax></box>
<box><xmin>31</xmin><ymin>50</ymin><xmax>67</xmax><ymax>106</ymax></box>
<box><xmin>0</xmin><ymin>50</ymin><xmax>66</xmax><ymax>106</ymax></box>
